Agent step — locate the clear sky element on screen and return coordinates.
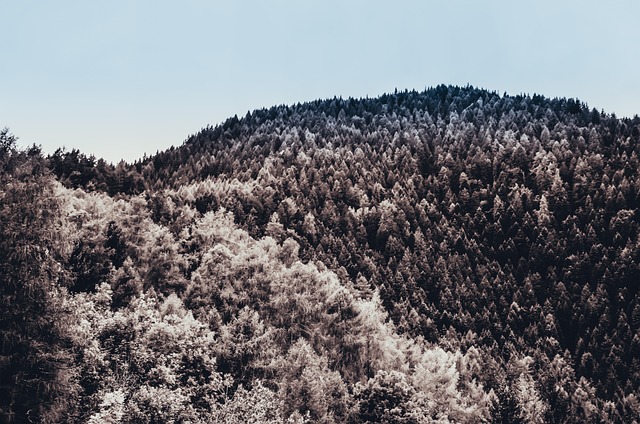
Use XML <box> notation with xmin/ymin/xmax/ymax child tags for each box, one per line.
<box><xmin>1</xmin><ymin>0</ymin><xmax>638</xmax><ymax>163</ymax></box>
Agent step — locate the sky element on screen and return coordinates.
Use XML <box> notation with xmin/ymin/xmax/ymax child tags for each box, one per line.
<box><xmin>1</xmin><ymin>0</ymin><xmax>639</xmax><ymax>163</ymax></box>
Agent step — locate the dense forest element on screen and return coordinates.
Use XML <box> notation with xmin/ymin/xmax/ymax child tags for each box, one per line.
<box><xmin>2</xmin><ymin>85</ymin><xmax>640</xmax><ymax>422</ymax></box>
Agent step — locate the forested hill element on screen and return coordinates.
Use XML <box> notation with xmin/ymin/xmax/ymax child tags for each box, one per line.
<box><xmin>3</xmin><ymin>85</ymin><xmax>640</xmax><ymax>422</ymax></box>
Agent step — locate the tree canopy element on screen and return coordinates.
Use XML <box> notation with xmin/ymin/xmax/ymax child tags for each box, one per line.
<box><xmin>3</xmin><ymin>86</ymin><xmax>640</xmax><ymax>422</ymax></box>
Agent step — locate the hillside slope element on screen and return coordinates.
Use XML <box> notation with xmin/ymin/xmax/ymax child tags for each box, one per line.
<box><xmin>3</xmin><ymin>85</ymin><xmax>640</xmax><ymax>422</ymax></box>
<box><xmin>135</xmin><ymin>85</ymin><xmax>640</xmax><ymax>416</ymax></box>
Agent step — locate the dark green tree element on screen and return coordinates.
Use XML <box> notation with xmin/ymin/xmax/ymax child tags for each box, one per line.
<box><xmin>0</xmin><ymin>132</ymin><xmax>79</xmax><ymax>423</ymax></box>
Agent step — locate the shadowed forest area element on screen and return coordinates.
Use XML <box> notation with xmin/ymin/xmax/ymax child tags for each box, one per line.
<box><xmin>2</xmin><ymin>85</ymin><xmax>640</xmax><ymax>422</ymax></box>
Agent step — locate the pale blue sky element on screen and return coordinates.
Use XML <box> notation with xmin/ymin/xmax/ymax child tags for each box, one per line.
<box><xmin>1</xmin><ymin>0</ymin><xmax>638</xmax><ymax>163</ymax></box>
